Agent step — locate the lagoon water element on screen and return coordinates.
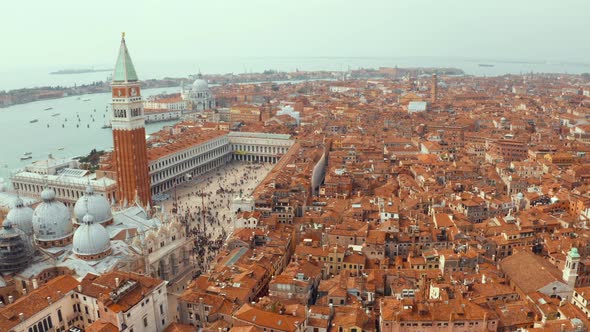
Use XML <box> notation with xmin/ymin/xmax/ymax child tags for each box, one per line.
<box><xmin>0</xmin><ymin>87</ymin><xmax>176</xmax><ymax>183</ymax></box>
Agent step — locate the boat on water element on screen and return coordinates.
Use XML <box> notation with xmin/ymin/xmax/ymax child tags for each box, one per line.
<box><xmin>83</xmin><ymin>99</ymin><xmax>91</xmax><ymax>102</ymax></box>
<box><xmin>478</xmin><ymin>63</ymin><xmax>495</xmax><ymax>67</ymax></box>
<box><xmin>58</xmin><ymin>147</ymin><xmax>64</xmax><ymax>151</ymax></box>
<box><xmin>101</xmin><ymin>124</ymin><xmax>112</xmax><ymax>129</ymax></box>
<box><xmin>44</xmin><ymin>107</ymin><xmax>53</xmax><ymax>111</ymax></box>
<box><xmin>20</xmin><ymin>156</ymin><xmax>32</xmax><ymax>161</ymax></box>
<box><xmin>52</xmin><ymin>113</ymin><xmax>60</xmax><ymax>117</ymax></box>
<box><xmin>24</xmin><ymin>152</ymin><xmax>32</xmax><ymax>156</ymax></box>
<box><xmin>29</xmin><ymin>119</ymin><xmax>39</xmax><ymax>123</ymax></box>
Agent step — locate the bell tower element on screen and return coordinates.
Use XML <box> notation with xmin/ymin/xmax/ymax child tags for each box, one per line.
<box><xmin>110</xmin><ymin>33</ymin><xmax>151</xmax><ymax>206</ymax></box>
<box><xmin>563</xmin><ymin>247</ymin><xmax>580</xmax><ymax>287</ymax></box>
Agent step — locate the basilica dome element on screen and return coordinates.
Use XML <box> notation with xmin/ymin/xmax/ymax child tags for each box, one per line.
<box><xmin>32</xmin><ymin>187</ymin><xmax>73</xmax><ymax>243</ymax></box>
<box><xmin>6</xmin><ymin>197</ymin><xmax>34</xmax><ymax>236</ymax></box>
<box><xmin>73</xmin><ymin>186</ymin><xmax>112</xmax><ymax>224</ymax></box>
<box><xmin>72</xmin><ymin>213</ymin><xmax>111</xmax><ymax>259</ymax></box>
<box><xmin>192</xmin><ymin>78</ymin><xmax>209</xmax><ymax>92</ymax></box>
<box><xmin>0</xmin><ymin>219</ymin><xmax>33</xmax><ymax>273</ymax></box>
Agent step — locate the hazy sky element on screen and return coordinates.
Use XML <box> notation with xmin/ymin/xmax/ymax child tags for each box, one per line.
<box><xmin>2</xmin><ymin>0</ymin><xmax>589</xmax><ymax>71</ymax></box>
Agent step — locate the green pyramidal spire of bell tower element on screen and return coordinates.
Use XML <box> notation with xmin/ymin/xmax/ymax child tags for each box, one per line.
<box><xmin>112</xmin><ymin>32</ymin><xmax>138</xmax><ymax>82</ymax></box>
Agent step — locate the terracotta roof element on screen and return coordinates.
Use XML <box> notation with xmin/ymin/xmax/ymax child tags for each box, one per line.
<box><xmin>500</xmin><ymin>250</ymin><xmax>563</xmax><ymax>294</ymax></box>
<box><xmin>147</xmin><ymin>125</ymin><xmax>228</xmax><ymax>161</ymax></box>
<box><xmin>79</xmin><ymin>271</ymin><xmax>164</xmax><ymax>313</ymax></box>
<box><xmin>0</xmin><ymin>275</ymin><xmax>79</xmax><ymax>332</ymax></box>
<box><xmin>233</xmin><ymin>304</ymin><xmax>304</xmax><ymax>332</ymax></box>
<box><xmin>86</xmin><ymin>321</ymin><xmax>120</xmax><ymax>332</ymax></box>
<box><xmin>164</xmin><ymin>322</ymin><xmax>197</xmax><ymax>332</ymax></box>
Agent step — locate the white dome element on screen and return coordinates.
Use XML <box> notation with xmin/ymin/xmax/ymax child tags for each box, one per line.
<box><xmin>73</xmin><ymin>213</ymin><xmax>111</xmax><ymax>257</ymax></box>
<box><xmin>6</xmin><ymin>198</ymin><xmax>34</xmax><ymax>236</ymax></box>
<box><xmin>33</xmin><ymin>188</ymin><xmax>73</xmax><ymax>242</ymax></box>
<box><xmin>0</xmin><ymin>220</ymin><xmax>27</xmax><ymax>239</ymax></box>
<box><xmin>0</xmin><ymin>220</ymin><xmax>33</xmax><ymax>273</ymax></box>
<box><xmin>41</xmin><ymin>187</ymin><xmax>56</xmax><ymax>201</ymax></box>
<box><xmin>73</xmin><ymin>186</ymin><xmax>112</xmax><ymax>224</ymax></box>
<box><xmin>192</xmin><ymin>78</ymin><xmax>209</xmax><ymax>92</ymax></box>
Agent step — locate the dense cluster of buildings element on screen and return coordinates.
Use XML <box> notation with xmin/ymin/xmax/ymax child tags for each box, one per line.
<box><xmin>3</xmin><ymin>34</ymin><xmax>590</xmax><ymax>332</ymax></box>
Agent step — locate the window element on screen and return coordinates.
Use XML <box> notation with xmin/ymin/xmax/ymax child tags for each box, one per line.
<box><xmin>144</xmin><ymin>316</ymin><xmax>148</xmax><ymax>327</ymax></box>
<box><xmin>160</xmin><ymin>304</ymin><xmax>164</xmax><ymax>315</ymax></box>
<box><xmin>58</xmin><ymin>309</ymin><xmax>63</xmax><ymax>322</ymax></box>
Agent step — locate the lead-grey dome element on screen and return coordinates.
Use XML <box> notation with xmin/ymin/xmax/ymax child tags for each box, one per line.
<box><xmin>192</xmin><ymin>78</ymin><xmax>209</xmax><ymax>92</ymax></box>
<box><xmin>41</xmin><ymin>187</ymin><xmax>56</xmax><ymax>201</ymax></box>
<box><xmin>72</xmin><ymin>213</ymin><xmax>111</xmax><ymax>258</ymax></box>
<box><xmin>33</xmin><ymin>188</ymin><xmax>73</xmax><ymax>242</ymax></box>
<box><xmin>0</xmin><ymin>219</ymin><xmax>34</xmax><ymax>273</ymax></box>
<box><xmin>73</xmin><ymin>186</ymin><xmax>112</xmax><ymax>224</ymax></box>
<box><xmin>6</xmin><ymin>197</ymin><xmax>34</xmax><ymax>236</ymax></box>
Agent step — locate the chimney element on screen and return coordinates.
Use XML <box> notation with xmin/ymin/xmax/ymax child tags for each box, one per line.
<box><xmin>482</xmin><ymin>274</ymin><xmax>486</xmax><ymax>284</ymax></box>
<box><xmin>47</xmin><ymin>296</ymin><xmax>52</xmax><ymax>304</ymax></box>
<box><xmin>115</xmin><ymin>277</ymin><xmax>120</xmax><ymax>288</ymax></box>
<box><xmin>32</xmin><ymin>279</ymin><xmax>39</xmax><ymax>290</ymax></box>
<box><xmin>77</xmin><ymin>284</ymin><xmax>83</xmax><ymax>292</ymax></box>
<box><xmin>8</xmin><ymin>296</ymin><xmax>14</xmax><ymax>304</ymax></box>
<box><xmin>19</xmin><ymin>313</ymin><xmax>24</xmax><ymax>322</ymax></box>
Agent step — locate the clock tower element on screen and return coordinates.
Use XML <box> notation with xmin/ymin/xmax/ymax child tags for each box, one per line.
<box><xmin>110</xmin><ymin>33</ymin><xmax>151</xmax><ymax>207</ymax></box>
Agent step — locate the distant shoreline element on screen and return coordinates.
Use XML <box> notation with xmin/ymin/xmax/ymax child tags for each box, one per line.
<box><xmin>50</xmin><ymin>68</ymin><xmax>112</xmax><ymax>75</ymax></box>
<box><xmin>0</xmin><ymin>67</ymin><xmax>463</xmax><ymax>108</ymax></box>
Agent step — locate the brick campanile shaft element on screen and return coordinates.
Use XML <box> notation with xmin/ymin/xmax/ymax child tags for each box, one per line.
<box><xmin>110</xmin><ymin>33</ymin><xmax>151</xmax><ymax>206</ymax></box>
